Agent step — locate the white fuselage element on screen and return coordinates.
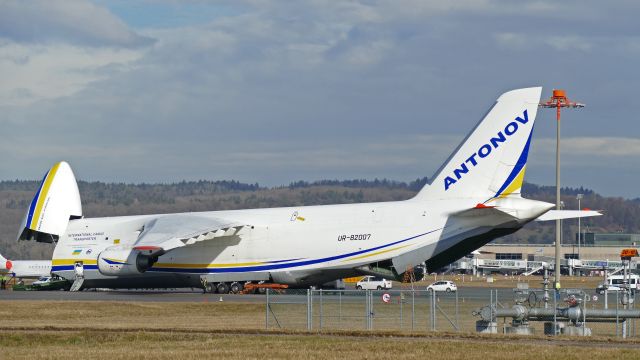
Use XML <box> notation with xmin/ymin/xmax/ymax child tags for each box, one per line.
<box><xmin>2</xmin><ymin>260</ymin><xmax>52</xmax><ymax>279</ymax></box>
<box><xmin>51</xmin><ymin>196</ymin><xmax>552</xmax><ymax>287</ymax></box>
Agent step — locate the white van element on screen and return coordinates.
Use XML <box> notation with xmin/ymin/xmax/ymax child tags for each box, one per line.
<box><xmin>596</xmin><ymin>275</ymin><xmax>640</xmax><ymax>294</ymax></box>
<box><xmin>356</xmin><ymin>276</ymin><xmax>393</xmax><ymax>290</ymax></box>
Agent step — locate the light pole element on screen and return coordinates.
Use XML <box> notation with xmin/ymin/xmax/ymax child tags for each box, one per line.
<box><xmin>539</xmin><ymin>89</ymin><xmax>584</xmax><ymax>289</ymax></box>
<box><xmin>577</xmin><ymin>193</ymin><xmax>584</xmax><ymax>259</ymax></box>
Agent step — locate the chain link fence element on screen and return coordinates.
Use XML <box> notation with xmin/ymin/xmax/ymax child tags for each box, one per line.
<box><xmin>264</xmin><ymin>287</ymin><xmax>640</xmax><ymax>337</ymax></box>
<box><xmin>266</xmin><ymin>288</ymin><xmax>466</xmax><ymax>332</ymax></box>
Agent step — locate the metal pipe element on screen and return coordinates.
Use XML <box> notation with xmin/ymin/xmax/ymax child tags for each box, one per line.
<box><xmin>478</xmin><ymin>305</ymin><xmax>640</xmax><ymax>323</ymax></box>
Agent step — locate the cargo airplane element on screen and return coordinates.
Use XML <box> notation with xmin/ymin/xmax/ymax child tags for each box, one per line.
<box><xmin>17</xmin><ymin>87</ymin><xmax>600</xmax><ymax>292</ymax></box>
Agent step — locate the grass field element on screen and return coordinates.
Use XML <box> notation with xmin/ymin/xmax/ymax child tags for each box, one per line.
<box><xmin>3</xmin><ymin>330</ymin><xmax>640</xmax><ymax>360</ymax></box>
<box><xmin>1</xmin><ymin>300</ymin><xmax>639</xmax><ymax>359</ymax></box>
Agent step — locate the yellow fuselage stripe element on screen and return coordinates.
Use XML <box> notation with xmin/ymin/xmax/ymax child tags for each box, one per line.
<box><xmin>53</xmin><ymin>259</ymin><xmax>265</xmax><ymax>268</ymax></box>
<box><xmin>31</xmin><ymin>162</ymin><xmax>61</xmax><ymax>230</ymax></box>
<box><xmin>342</xmin><ymin>244</ymin><xmax>411</xmax><ymax>262</ymax></box>
<box><xmin>53</xmin><ymin>259</ymin><xmax>98</xmax><ymax>266</ymax></box>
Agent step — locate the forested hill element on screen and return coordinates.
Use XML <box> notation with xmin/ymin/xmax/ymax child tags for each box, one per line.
<box><xmin>0</xmin><ymin>178</ymin><xmax>637</xmax><ymax>259</ymax></box>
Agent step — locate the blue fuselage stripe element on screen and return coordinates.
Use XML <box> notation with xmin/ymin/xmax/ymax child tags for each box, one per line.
<box><xmin>493</xmin><ymin>127</ymin><xmax>534</xmax><ymax>198</ymax></box>
<box><xmin>51</xmin><ymin>229</ymin><xmax>440</xmax><ymax>274</ymax></box>
<box><xmin>26</xmin><ymin>171</ymin><xmax>49</xmax><ymax>228</ymax></box>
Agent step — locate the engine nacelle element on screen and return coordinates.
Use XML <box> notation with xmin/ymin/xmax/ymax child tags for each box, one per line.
<box><xmin>97</xmin><ymin>248</ymin><xmax>156</xmax><ymax>276</ymax></box>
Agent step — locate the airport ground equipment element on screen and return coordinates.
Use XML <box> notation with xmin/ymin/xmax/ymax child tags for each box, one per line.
<box><xmin>244</xmin><ymin>282</ymin><xmax>288</xmax><ymax>294</ymax></box>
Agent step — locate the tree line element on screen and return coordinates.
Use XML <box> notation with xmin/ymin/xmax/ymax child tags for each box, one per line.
<box><xmin>0</xmin><ymin>179</ymin><xmax>637</xmax><ymax>259</ymax></box>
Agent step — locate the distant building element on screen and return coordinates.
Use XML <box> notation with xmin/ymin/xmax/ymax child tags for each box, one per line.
<box><xmin>453</xmin><ymin>232</ymin><xmax>640</xmax><ymax>276</ymax></box>
<box><xmin>581</xmin><ymin>232</ymin><xmax>640</xmax><ymax>247</ymax></box>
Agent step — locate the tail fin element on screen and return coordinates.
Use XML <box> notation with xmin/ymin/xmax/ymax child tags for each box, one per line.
<box><xmin>414</xmin><ymin>87</ymin><xmax>542</xmax><ymax>201</ymax></box>
<box><xmin>17</xmin><ymin>161</ymin><xmax>82</xmax><ymax>243</ymax></box>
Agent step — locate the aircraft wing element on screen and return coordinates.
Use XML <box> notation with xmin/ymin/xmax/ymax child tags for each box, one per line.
<box><xmin>535</xmin><ymin>210</ymin><xmax>602</xmax><ymax>222</ymax></box>
<box><xmin>132</xmin><ymin>214</ymin><xmax>247</xmax><ymax>256</ymax></box>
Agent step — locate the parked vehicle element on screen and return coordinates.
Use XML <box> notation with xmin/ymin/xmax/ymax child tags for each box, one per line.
<box><xmin>14</xmin><ymin>275</ymin><xmax>70</xmax><ymax>291</ymax></box>
<box><xmin>356</xmin><ymin>276</ymin><xmax>393</xmax><ymax>290</ymax></box>
<box><xmin>427</xmin><ymin>280</ymin><xmax>457</xmax><ymax>292</ymax></box>
<box><xmin>32</xmin><ymin>276</ymin><xmax>52</xmax><ymax>286</ymax></box>
<box><xmin>596</xmin><ymin>275</ymin><xmax>640</xmax><ymax>294</ymax></box>
<box><xmin>322</xmin><ymin>279</ymin><xmax>346</xmax><ymax>290</ymax></box>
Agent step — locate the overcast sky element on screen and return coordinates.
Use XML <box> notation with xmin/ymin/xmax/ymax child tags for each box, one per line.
<box><xmin>1</xmin><ymin>0</ymin><xmax>639</xmax><ymax>199</ymax></box>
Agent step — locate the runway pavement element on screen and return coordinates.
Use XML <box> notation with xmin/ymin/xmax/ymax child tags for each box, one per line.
<box><xmin>0</xmin><ymin>286</ymin><xmax>516</xmax><ymax>302</ymax></box>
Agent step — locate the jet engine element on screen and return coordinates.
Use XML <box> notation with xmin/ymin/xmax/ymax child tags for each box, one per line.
<box><xmin>97</xmin><ymin>248</ymin><xmax>156</xmax><ymax>276</ymax></box>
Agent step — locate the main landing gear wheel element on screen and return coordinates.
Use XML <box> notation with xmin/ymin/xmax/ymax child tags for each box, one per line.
<box><xmin>206</xmin><ymin>283</ymin><xmax>216</xmax><ymax>293</ymax></box>
<box><xmin>230</xmin><ymin>282</ymin><xmax>243</xmax><ymax>294</ymax></box>
<box><xmin>217</xmin><ymin>282</ymin><xmax>230</xmax><ymax>294</ymax></box>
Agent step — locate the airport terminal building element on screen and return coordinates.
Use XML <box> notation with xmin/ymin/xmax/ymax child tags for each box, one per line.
<box><xmin>484</xmin><ymin>232</ymin><xmax>640</xmax><ymax>260</ymax></box>
<box><xmin>454</xmin><ymin>232</ymin><xmax>640</xmax><ymax>276</ymax></box>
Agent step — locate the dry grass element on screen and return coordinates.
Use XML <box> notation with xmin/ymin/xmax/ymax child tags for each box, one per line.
<box><xmin>1</xmin><ymin>330</ymin><xmax>640</xmax><ymax>360</ymax></box>
<box><xmin>1</xmin><ymin>300</ymin><xmax>639</xmax><ymax>359</ymax></box>
<box><xmin>0</xmin><ymin>300</ymin><xmax>265</xmax><ymax>330</ymax></box>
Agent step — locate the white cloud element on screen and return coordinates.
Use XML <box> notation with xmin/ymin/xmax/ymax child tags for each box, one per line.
<box><xmin>535</xmin><ymin>137</ymin><xmax>640</xmax><ymax>157</ymax></box>
<box><xmin>1</xmin><ymin>0</ymin><xmax>639</xmax><ymax>198</ymax></box>
<box><xmin>544</xmin><ymin>36</ymin><xmax>593</xmax><ymax>52</ymax></box>
<box><xmin>495</xmin><ymin>33</ymin><xmax>594</xmax><ymax>52</ymax></box>
<box><xmin>0</xmin><ymin>0</ymin><xmax>153</xmax><ymax>47</ymax></box>
<box><xmin>0</xmin><ymin>0</ymin><xmax>153</xmax><ymax>106</ymax></box>
<box><xmin>0</xmin><ymin>43</ymin><xmax>145</xmax><ymax>106</ymax></box>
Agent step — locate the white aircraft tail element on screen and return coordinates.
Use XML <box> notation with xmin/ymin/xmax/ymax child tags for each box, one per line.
<box><xmin>415</xmin><ymin>87</ymin><xmax>542</xmax><ymax>202</ymax></box>
<box><xmin>17</xmin><ymin>161</ymin><xmax>83</xmax><ymax>243</ymax></box>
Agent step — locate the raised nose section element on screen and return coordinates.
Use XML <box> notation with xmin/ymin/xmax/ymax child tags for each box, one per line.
<box><xmin>17</xmin><ymin>161</ymin><xmax>83</xmax><ymax>242</ymax></box>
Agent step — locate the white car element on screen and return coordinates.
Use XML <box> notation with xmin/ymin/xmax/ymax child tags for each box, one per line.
<box><xmin>32</xmin><ymin>276</ymin><xmax>52</xmax><ymax>286</ymax></box>
<box><xmin>427</xmin><ymin>280</ymin><xmax>457</xmax><ymax>292</ymax></box>
<box><xmin>356</xmin><ymin>276</ymin><xmax>393</xmax><ymax>290</ymax></box>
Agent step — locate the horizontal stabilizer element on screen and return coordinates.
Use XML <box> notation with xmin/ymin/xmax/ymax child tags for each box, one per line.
<box><xmin>449</xmin><ymin>206</ymin><xmax>515</xmax><ymax>221</ymax></box>
<box><xmin>535</xmin><ymin>210</ymin><xmax>602</xmax><ymax>222</ymax></box>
